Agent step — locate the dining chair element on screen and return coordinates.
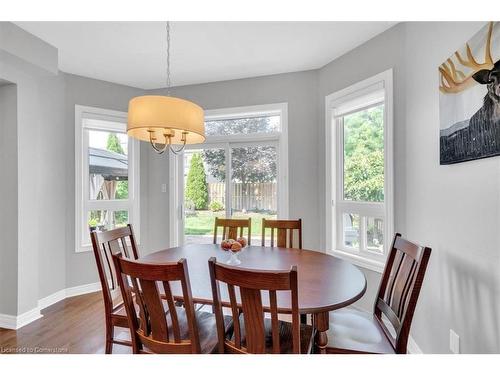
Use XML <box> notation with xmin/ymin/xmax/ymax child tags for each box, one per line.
<box><xmin>112</xmin><ymin>253</ymin><xmax>232</xmax><ymax>354</ymax></box>
<box><xmin>326</xmin><ymin>233</ymin><xmax>431</xmax><ymax>354</ymax></box>
<box><xmin>261</xmin><ymin>218</ymin><xmax>302</xmax><ymax>249</ymax></box>
<box><xmin>213</xmin><ymin>217</ymin><xmax>252</xmax><ymax>245</ymax></box>
<box><xmin>90</xmin><ymin>224</ymin><xmax>139</xmax><ymax>354</ymax></box>
<box><xmin>261</xmin><ymin>218</ymin><xmax>308</xmax><ymax>324</ymax></box>
<box><xmin>208</xmin><ymin>257</ymin><xmax>314</xmax><ymax>354</ymax></box>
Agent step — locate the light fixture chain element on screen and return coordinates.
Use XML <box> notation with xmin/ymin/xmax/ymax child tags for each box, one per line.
<box><xmin>166</xmin><ymin>21</ymin><xmax>171</xmax><ymax>95</ymax></box>
<box><xmin>129</xmin><ymin>21</ymin><xmax>201</xmax><ymax>157</ymax></box>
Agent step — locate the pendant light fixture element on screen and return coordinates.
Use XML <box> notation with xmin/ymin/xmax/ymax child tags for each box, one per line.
<box><xmin>127</xmin><ymin>22</ymin><xmax>205</xmax><ymax>154</ymax></box>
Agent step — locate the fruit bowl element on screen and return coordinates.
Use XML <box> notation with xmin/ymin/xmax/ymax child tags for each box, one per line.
<box><xmin>221</xmin><ymin>238</ymin><xmax>247</xmax><ymax>265</ymax></box>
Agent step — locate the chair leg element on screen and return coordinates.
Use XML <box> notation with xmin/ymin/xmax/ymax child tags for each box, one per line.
<box><xmin>300</xmin><ymin>314</ymin><xmax>307</xmax><ymax>325</ymax></box>
<box><xmin>133</xmin><ymin>340</ymin><xmax>142</xmax><ymax>354</ymax></box>
<box><xmin>105</xmin><ymin>323</ymin><xmax>114</xmax><ymax>354</ymax></box>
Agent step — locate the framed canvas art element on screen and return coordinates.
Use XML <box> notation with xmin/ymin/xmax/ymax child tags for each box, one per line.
<box><xmin>439</xmin><ymin>22</ymin><xmax>500</xmax><ymax>164</ymax></box>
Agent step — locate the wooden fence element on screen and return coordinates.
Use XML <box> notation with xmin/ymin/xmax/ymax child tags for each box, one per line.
<box><xmin>207</xmin><ymin>182</ymin><xmax>276</xmax><ymax>212</ymax></box>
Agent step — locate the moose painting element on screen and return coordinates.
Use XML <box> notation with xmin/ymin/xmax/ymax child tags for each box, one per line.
<box><xmin>439</xmin><ymin>22</ymin><xmax>500</xmax><ymax>164</ymax></box>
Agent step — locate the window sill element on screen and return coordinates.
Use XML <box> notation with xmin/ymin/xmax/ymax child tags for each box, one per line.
<box><xmin>76</xmin><ymin>245</ymin><xmax>92</xmax><ymax>253</ymax></box>
<box><xmin>327</xmin><ymin>249</ymin><xmax>385</xmax><ymax>273</ymax></box>
<box><xmin>76</xmin><ymin>237</ymin><xmax>141</xmax><ymax>254</ymax></box>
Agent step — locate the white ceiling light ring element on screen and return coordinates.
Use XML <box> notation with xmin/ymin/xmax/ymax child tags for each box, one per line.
<box><xmin>127</xmin><ymin>127</ymin><xmax>206</xmax><ymax>145</ymax></box>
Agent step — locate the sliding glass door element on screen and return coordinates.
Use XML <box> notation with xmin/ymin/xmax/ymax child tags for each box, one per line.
<box><xmin>182</xmin><ymin>142</ymin><xmax>278</xmax><ymax>245</ymax></box>
<box><xmin>171</xmin><ymin>104</ymin><xmax>288</xmax><ymax>247</ymax></box>
<box><xmin>183</xmin><ymin>147</ymin><xmax>226</xmax><ymax>244</ymax></box>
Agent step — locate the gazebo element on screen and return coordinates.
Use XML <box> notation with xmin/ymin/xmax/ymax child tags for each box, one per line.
<box><xmin>89</xmin><ymin>147</ymin><xmax>128</xmax><ymax>226</ymax></box>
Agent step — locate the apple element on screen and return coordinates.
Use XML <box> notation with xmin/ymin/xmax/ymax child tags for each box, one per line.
<box><xmin>236</xmin><ymin>237</ymin><xmax>247</xmax><ymax>247</ymax></box>
<box><xmin>221</xmin><ymin>239</ymin><xmax>233</xmax><ymax>250</ymax></box>
<box><xmin>230</xmin><ymin>241</ymin><xmax>242</xmax><ymax>252</ymax></box>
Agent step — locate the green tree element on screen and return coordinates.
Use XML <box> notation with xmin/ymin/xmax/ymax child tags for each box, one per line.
<box><xmin>205</xmin><ymin>116</ymin><xmax>278</xmax><ymax>136</ymax></box>
<box><xmin>185</xmin><ymin>153</ymin><xmax>209</xmax><ymax>210</ymax></box>
<box><xmin>115</xmin><ymin>181</ymin><xmax>128</xmax><ymax>200</ymax></box>
<box><xmin>343</xmin><ymin>105</ymin><xmax>384</xmax><ymax>202</ymax></box>
<box><xmin>202</xmin><ymin>117</ymin><xmax>277</xmax><ymax>184</ymax></box>
<box><xmin>344</xmin><ymin>149</ymin><xmax>384</xmax><ymax>201</ymax></box>
<box><xmin>106</xmin><ymin>133</ymin><xmax>125</xmax><ymax>154</ymax></box>
<box><xmin>203</xmin><ymin>146</ymin><xmax>276</xmax><ymax>184</ymax></box>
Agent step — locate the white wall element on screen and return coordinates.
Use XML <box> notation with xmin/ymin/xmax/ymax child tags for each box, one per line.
<box><xmin>35</xmin><ymin>74</ymin><xmax>67</xmax><ymax>299</ymax></box>
<box><xmin>1</xmin><ymin>22</ymin><xmax>62</xmax><ymax>315</ymax></box>
<box><xmin>403</xmin><ymin>22</ymin><xmax>499</xmax><ymax>354</ymax></box>
<box><xmin>0</xmin><ymin>82</ymin><xmax>18</xmax><ymax>315</ymax></box>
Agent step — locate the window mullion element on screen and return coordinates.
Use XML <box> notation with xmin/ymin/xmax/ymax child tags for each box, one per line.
<box><xmin>225</xmin><ymin>142</ymin><xmax>232</xmax><ymax>218</ymax></box>
<box><xmin>83</xmin><ymin>129</ymin><xmax>90</xmax><ymax>209</ymax></box>
<box><xmin>337</xmin><ymin>202</ymin><xmax>384</xmax><ymax>216</ymax></box>
<box><xmin>85</xmin><ymin>200</ymin><xmax>130</xmax><ymax>210</ymax></box>
<box><xmin>360</xmin><ymin>215</ymin><xmax>367</xmax><ymax>252</ymax></box>
<box><xmin>335</xmin><ymin>117</ymin><xmax>343</xmax><ymax>251</ymax></box>
<box><xmin>337</xmin><ymin>117</ymin><xmax>344</xmax><ymax>204</ymax></box>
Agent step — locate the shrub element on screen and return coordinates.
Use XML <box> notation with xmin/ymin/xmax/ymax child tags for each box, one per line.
<box><xmin>185</xmin><ymin>153</ymin><xmax>209</xmax><ymax>210</ymax></box>
<box><xmin>88</xmin><ymin>218</ymin><xmax>98</xmax><ymax>228</ymax></box>
<box><xmin>209</xmin><ymin>200</ymin><xmax>224</xmax><ymax>212</ymax></box>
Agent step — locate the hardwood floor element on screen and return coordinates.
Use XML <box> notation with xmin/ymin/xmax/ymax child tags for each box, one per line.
<box><xmin>0</xmin><ymin>291</ymin><xmax>301</xmax><ymax>354</ymax></box>
<box><xmin>0</xmin><ymin>292</ymin><xmax>132</xmax><ymax>354</ymax></box>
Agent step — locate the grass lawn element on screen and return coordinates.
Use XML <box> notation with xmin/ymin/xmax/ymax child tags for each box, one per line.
<box><xmin>185</xmin><ymin>210</ymin><xmax>276</xmax><ymax>237</ymax></box>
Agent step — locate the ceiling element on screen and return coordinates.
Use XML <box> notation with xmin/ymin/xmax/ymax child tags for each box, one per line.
<box><xmin>15</xmin><ymin>22</ymin><xmax>396</xmax><ymax>90</ymax></box>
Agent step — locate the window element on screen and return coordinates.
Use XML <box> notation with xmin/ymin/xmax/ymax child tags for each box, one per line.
<box><xmin>169</xmin><ymin>103</ymin><xmax>288</xmax><ymax>247</ymax></box>
<box><xmin>325</xmin><ymin>70</ymin><xmax>393</xmax><ymax>272</ymax></box>
<box><xmin>205</xmin><ymin>115</ymin><xmax>280</xmax><ymax>136</ymax></box>
<box><xmin>75</xmin><ymin>106</ymin><xmax>140</xmax><ymax>252</ymax></box>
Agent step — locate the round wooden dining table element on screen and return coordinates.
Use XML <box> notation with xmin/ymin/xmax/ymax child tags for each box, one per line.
<box><xmin>140</xmin><ymin>244</ymin><xmax>367</xmax><ymax>353</ymax></box>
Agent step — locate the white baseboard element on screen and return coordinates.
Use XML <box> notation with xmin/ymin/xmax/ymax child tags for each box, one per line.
<box><xmin>65</xmin><ymin>281</ymin><xmax>102</xmax><ymax>299</ymax></box>
<box><xmin>0</xmin><ymin>307</ymin><xmax>43</xmax><ymax>330</ymax></box>
<box><xmin>38</xmin><ymin>282</ymin><xmax>101</xmax><ymax>310</ymax></box>
<box><xmin>38</xmin><ymin>289</ymin><xmax>67</xmax><ymax>310</ymax></box>
<box><xmin>0</xmin><ymin>313</ymin><xmax>17</xmax><ymax>330</ymax></box>
<box><xmin>0</xmin><ymin>282</ymin><xmax>102</xmax><ymax>330</ymax></box>
<box><xmin>16</xmin><ymin>307</ymin><xmax>43</xmax><ymax>329</ymax></box>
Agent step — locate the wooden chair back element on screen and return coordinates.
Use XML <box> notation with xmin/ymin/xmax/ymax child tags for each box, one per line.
<box><xmin>112</xmin><ymin>254</ymin><xmax>201</xmax><ymax>354</ymax></box>
<box><xmin>262</xmin><ymin>219</ymin><xmax>302</xmax><ymax>249</ymax></box>
<box><xmin>90</xmin><ymin>224</ymin><xmax>139</xmax><ymax>318</ymax></box>
<box><xmin>208</xmin><ymin>257</ymin><xmax>301</xmax><ymax>354</ymax></box>
<box><xmin>374</xmin><ymin>233</ymin><xmax>431</xmax><ymax>353</ymax></box>
<box><xmin>213</xmin><ymin>217</ymin><xmax>252</xmax><ymax>245</ymax></box>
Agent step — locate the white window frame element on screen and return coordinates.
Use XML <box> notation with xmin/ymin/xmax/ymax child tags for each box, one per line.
<box><xmin>325</xmin><ymin>70</ymin><xmax>394</xmax><ymax>273</ymax></box>
<box><xmin>169</xmin><ymin>103</ymin><xmax>289</xmax><ymax>247</ymax></box>
<box><xmin>75</xmin><ymin>105</ymin><xmax>140</xmax><ymax>253</ymax></box>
